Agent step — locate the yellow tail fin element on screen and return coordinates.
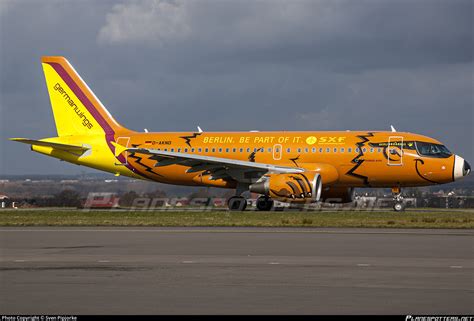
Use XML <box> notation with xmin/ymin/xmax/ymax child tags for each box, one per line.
<box><xmin>41</xmin><ymin>56</ymin><xmax>129</xmax><ymax>137</ymax></box>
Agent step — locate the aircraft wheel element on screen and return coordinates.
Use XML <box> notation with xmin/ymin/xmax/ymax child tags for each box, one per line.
<box><xmin>256</xmin><ymin>196</ymin><xmax>274</xmax><ymax>211</ymax></box>
<box><xmin>393</xmin><ymin>202</ymin><xmax>405</xmax><ymax>212</ymax></box>
<box><xmin>228</xmin><ymin>196</ymin><xmax>247</xmax><ymax>211</ymax></box>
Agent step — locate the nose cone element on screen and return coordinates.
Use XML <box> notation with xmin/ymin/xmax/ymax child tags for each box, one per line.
<box><xmin>454</xmin><ymin>155</ymin><xmax>471</xmax><ymax>180</ymax></box>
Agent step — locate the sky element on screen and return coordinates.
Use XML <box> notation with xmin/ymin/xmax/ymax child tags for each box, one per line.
<box><xmin>0</xmin><ymin>0</ymin><xmax>472</xmax><ymax>175</ymax></box>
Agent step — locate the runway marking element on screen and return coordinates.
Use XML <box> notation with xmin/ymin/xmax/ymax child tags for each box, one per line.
<box><xmin>357</xmin><ymin>264</ymin><xmax>371</xmax><ymax>267</ymax></box>
<box><xmin>449</xmin><ymin>266</ymin><xmax>463</xmax><ymax>269</ymax></box>
<box><xmin>97</xmin><ymin>260</ymin><xmax>110</xmax><ymax>263</ymax></box>
<box><xmin>13</xmin><ymin>260</ymin><xmax>26</xmax><ymax>262</ymax></box>
<box><xmin>182</xmin><ymin>261</ymin><xmax>196</xmax><ymax>264</ymax></box>
<box><xmin>0</xmin><ymin>228</ymin><xmax>470</xmax><ymax>236</ymax></box>
<box><xmin>268</xmin><ymin>262</ymin><xmax>280</xmax><ymax>265</ymax></box>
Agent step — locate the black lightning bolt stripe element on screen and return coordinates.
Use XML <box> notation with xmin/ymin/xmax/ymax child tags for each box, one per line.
<box><xmin>345</xmin><ymin>132</ymin><xmax>374</xmax><ymax>186</ymax></box>
<box><xmin>179</xmin><ymin>133</ymin><xmax>202</xmax><ymax>147</ymax></box>
<box><xmin>128</xmin><ymin>144</ymin><xmax>164</xmax><ymax>178</ymax></box>
<box><xmin>248</xmin><ymin>147</ymin><xmax>263</xmax><ymax>162</ymax></box>
<box><xmin>289</xmin><ymin>155</ymin><xmax>300</xmax><ymax>167</ymax></box>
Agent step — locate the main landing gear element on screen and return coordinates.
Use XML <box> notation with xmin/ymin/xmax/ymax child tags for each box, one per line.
<box><xmin>227</xmin><ymin>196</ymin><xmax>247</xmax><ymax>211</ymax></box>
<box><xmin>392</xmin><ymin>187</ymin><xmax>406</xmax><ymax>212</ymax></box>
<box><xmin>227</xmin><ymin>195</ymin><xmax>275</xmax><ymax>211</ymax></box>
<box><xmin>228</xmin><ymin>183</ymin><xmax>248</xmax><ymax>211</ymax></box>
<box><xmin>227</xmin><ymin>184</ymin><xmax>275</xmax><ymax>211</ymax></box>
<box><xmin>256</xmin><ymin>196</ymin><xmax>274</xmax><ymax>211</ymax></box>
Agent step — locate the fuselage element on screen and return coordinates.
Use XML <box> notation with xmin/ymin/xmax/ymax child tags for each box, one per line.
<box><xmin>32</xmin><ymin>130</ymin><xmax>468</xmax><ymax>189</ymax></box>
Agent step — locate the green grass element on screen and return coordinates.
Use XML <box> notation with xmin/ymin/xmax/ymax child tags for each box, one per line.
<box><xmin>0</xmin><ymin>209</ymin><xmax>473</xmax><ymax>228</ymax></box>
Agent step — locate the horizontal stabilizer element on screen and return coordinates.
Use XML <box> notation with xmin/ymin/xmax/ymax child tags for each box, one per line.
<box><xmin>10</xmin><ymin>138</ymin><xmax>89</xmax><ymax>153</ymax></box>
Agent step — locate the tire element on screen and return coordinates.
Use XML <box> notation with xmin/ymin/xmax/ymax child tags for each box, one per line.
<box><xmin>393</xmin><ymin>202</ymin><xmax>405</xmax><ymax>212</ymax></box>
<box><xmin>256</xmin><ymin>196</ymin><xmax>274</xmax><ymax>211</ymax></box>
<box><xmin>228</xmin><ymin>196</ymin><xmax>247</xmax><ymax>211</ymax></box>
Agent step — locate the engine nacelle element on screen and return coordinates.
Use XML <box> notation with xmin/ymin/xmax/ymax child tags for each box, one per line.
<box><xmin>249</xmin><ymin>172</ymin><xmax>322</xmax><ymax>203</ymax></box>
<box><xmin>320</xmin><ymin>187</ymin><xmax>355</xmax><ymax>203</ymax></box>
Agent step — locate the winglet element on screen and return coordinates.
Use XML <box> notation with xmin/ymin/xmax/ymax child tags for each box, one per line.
<box><xmin>111</xmin><ymin>141</ymin><xmax>128</xmax><ymax>157</ymax></box>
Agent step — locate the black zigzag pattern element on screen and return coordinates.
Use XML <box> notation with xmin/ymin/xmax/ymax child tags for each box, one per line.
<box><xmin>345</xmin><ymin>132</ymin><xmax>374</xmax><ymax>186</ymax></box>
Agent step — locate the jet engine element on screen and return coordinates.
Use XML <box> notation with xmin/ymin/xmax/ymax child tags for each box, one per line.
<box><xmin>320</xmin><ymin>187</ymin><xmax>355</xmax><ymax>203</ymax></box>
<box><xmin>249</xmin><ymin>172</ymin><xmax>322</xmax><ymax>203</ymax></box>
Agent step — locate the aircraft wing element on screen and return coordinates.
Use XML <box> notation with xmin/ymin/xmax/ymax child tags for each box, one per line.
<box><xmin>10</xmin><ymin>138</ymin><xmax>89</xmax><ymax>154</ymax></box>
<box><xmin>112</xmin><ymin>142</ymin><xmax>304</xmax><ymax>182</ymax></box>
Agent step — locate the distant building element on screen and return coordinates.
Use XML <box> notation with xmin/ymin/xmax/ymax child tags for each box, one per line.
<box><xmin>0</xmin><ymin>195</ymin><xmax>11</xmax><ymax>208</ymax></box>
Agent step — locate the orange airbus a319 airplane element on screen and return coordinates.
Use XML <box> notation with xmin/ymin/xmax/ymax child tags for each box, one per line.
<box><xmin>11</xmin><ymin>57</ymin><xmax>471</xmax><ymax>211</ymax></box>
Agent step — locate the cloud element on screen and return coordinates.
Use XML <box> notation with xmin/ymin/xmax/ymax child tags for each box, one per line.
<box><xmin>98</xmin><ymin>0</ymin><xmax>190</xmax><ymax>45</ymax></box>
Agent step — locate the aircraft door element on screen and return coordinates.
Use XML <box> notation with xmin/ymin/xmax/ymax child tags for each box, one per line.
<box><xmin>115</xmin><ymin>136</ymin><xmax>130</xmax><ymax>165</ymax></box>
<box><xmin>273</xmin><ymin>144</ymin><xmax>282</xmax><ymax>161</ymax></box>
<box><xmin>387</xmin><ymin>136</ymin><xmax>403</xmax><ymax>166</ymax></box>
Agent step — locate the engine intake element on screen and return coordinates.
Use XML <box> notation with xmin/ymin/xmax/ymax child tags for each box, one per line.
<box><xmin>249</xmin><ymin>172</ymin><xmax>322</xmax><ymax>203</ymax></box>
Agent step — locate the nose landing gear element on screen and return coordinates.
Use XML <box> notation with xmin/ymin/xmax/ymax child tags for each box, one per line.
<box><xmin>392</xmin><ymin>187</ymin><xmax>405</xmax><ymax>212</ymax></box>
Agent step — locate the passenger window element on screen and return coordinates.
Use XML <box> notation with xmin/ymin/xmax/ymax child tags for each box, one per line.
<box><xmin>218</xmin><ymin>148</ymin><xmax>222</xmax><ymax>153</ymax></box>
<box><xmin>171</xmin><ymin>148</ymin><xmax>174</xmax><ymax>152</ymax></box>
<box><xmin>297</xmin><ymin>148</ymin><xmax>301</xmax><ymax>153</ymax></box>
<box><xmin>232</xmin><ymin>148</ymin><xmax>236</xmax><ymax>153</ymax></box>
<box><xmin>287</xmin><ymin>148</ymin><xmax>291</xmax><ymax>153</ymax></box>
<box><xmin>191</xmin><ymin>148</ymin><xmax>195</xmax><ymax>153</ymax></box>
<box><xmin>363</xmin><ymin>148</ymin><xmax>367</xmax><ymax>153</ymax></box>
<box><xmin>312</xmin><ymin>147</ymin><xmax>316</xmax><ymax>153</ymax></box>
<box><xmin>184</xmin><ymin>148</ymin><xmax>188</xmax><ymax>153</ymax></box>
<box><xmin>205</xmin><ymin>148</ymin><xmax>209</xmax><ymax>153</ymax></box>
<box><xmin>239</xmin><ymin>148</ymin><xmax>243</xmax><ymax>153</ymax></box>
<box><xmin>326</xmin><ymin>148</ymin><xmax>330</xmax><ymax>153</ymax></box>
<box><xmin>305</xmin><ymin>148</ymin><xmax>309</xmax><ymax>153</ymax></box>
<box><xmin>333</xmin><ymin>148</ymin><xmax>337</xmax><ymax>153</ymax></box>
<box><xmin>226</xmin><ymin>148</ymin><xmax>229</xmax><ymax>153</ymax></box>
<box><xmin>355</xmin><ymin>148</ymin><xmax>360</xmax><ymax>153</ymax></box>
<box><xmin>319</xmin><ymin>148</ymin><xmax>323</xmax><ymax>153</ymax></box>
<box><xmin>247</xmin><ymin>148</ymin><xmax>250</xmax><ymax>153</ymax></box>
<box><xmin>370</xmin><ymin>148</ymin><xmax>374</xmax><ymax>153</ymax></box>
<box><xmin>198</xmin><ymin>148</ymin><xmax>202</xmax><ymax>153</ymax></box>
<box><xmin>348</xmin><ymin>148</ymin><xmax>352</xmax><ymax>153</ymax></box>
<box><xmin>212</xmin><ymin>148</ymin><xmax>216</xmax><ymax>153</ymax></box>
<box><xmin>341</xmin><ymin>148</ymin><xmax>345</xmax><ymax>153</ymax></box>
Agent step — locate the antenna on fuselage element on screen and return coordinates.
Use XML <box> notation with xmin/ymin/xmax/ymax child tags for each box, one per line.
<box><xmin>144</xmin><ymin>128</ymin><xmax>149</xmax><ymax>133</ymax></box>
<box><xmin>390</xmin><ymin>125</ymin><xmax>397</xmax><ymax>132</ymax></box>
<box><xmin>197</xmin><ymin>126</ymin><xmax>203</xmax><ymax>133</ymax></box>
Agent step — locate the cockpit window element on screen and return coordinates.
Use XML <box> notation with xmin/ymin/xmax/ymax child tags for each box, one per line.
<box><xmin>416</xmin><ymin>142</ymin><xmax>452</xmax><ymax>158</ymax></box>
